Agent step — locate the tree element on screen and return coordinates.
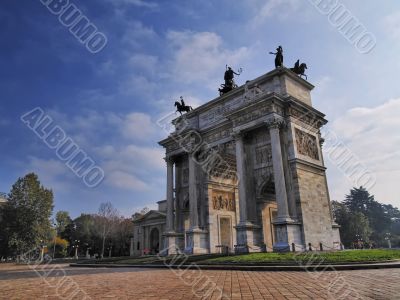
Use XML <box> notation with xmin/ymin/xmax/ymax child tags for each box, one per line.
<box><xmin>55</xmin><ymin>211</ymin><xmax>72</xmax><ymax>235</ymax></box>
<box><xmin>96</xmin><ymin>202</ymin><xmax>119</xmax><ymax>258</ymax></box>
<box><xmin>347</xmin><ymin>212</ymin><xmax>372</xmax><ymax>246</ymax></box>
<box><xmin>344</xmin><ymin>187</ymin><xmax>392</xmax><ymax>245</ymax></box>
<box><xmin>332</xmin><ymin>200</ymin><xmax>372</xmax><ymax>247</ymax></box>
<box><xmin>5</xmin><ymin>173</ymin><xmax>54</xmax><ymax>256</ymax></box>
<box><xmin>49</xmin><ymin>236</ymin><xmax>69</xmax><ymax>257</ymax></box>
<box><xmin>111</xmin><ymin>217</ymin><xmax>133</xmax><ymax>256</ymax></box>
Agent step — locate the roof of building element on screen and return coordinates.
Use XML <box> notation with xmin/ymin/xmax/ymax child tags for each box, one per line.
<box><xmin>132</xmin><ymin>210</ymin><xmax>166</xmax><ymax>223</ymax></box>
<box><xmin>0</xmin><ymin>192</ymin><xmax>7</xmax><ymax>204</ymax></box>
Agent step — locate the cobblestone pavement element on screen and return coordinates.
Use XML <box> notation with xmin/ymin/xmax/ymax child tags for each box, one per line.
<box><xmin>0</xmin><ymin>263</ymin><xmax>399</xmax><ymax>299</ymax></box>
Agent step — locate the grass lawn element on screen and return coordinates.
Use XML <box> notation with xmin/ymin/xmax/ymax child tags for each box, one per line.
<box><xmin>200</xmin><ymin>249</ymin><xmax>400</xmax><ymax>265</ymax></box>
<box><xmin>83</xmin><ymin>249</ymin><xmax>400</xmax><ymax>266</ymax></box>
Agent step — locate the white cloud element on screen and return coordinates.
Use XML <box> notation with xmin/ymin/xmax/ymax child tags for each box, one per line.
<box><xmin>122</xmin><ymin>21</ymin><xmax>157</xmax><ymax>48</ymax></box>
<box><xmin>99</xmin><ymin>144</ymin><xmax>165</xmax><ymax>192</ymax></box>
<box><xmin>24</xmin><ymin>157</ymin><xmax>72</xmax><ymax>192</ymax></box>
<box><xmin>325</xmin><ymin>98</ymin><xmax>400</xmax><ymax>207</ymax></box>
<box><xmin>251</xmin><ymin>0</ymin><xmax>301</xmax><ymax>26</ymax></box>
<box><xmin>106</xmin><ymin>170</ymin><xmax>149</xmax><ymax>191</ymax></box>
<box><xmin>111</xmin><ymin>0</ymin><xmax>159</xmax><ymax>9</ymax></box>
<box><xmin>121</xmin><ymin>112</ymin><xmax>156</xmax><ymax>140</ymax></box>
<box><xmin>128</xmin><ymin>53</ymin><xmax>159</xmax><ymax>76</ymax></box>
<box><xmin>166</xmin><ymin>31</ymin><xmax>251</xmax><ymax>88</ymax></box>
<box><xmin>119</xmin><ymin>75</ymin><xmax>157</xmax><ymax>97</ymax></box>
<box><xmin>382</xmin><ymin>11</ymin><xmax>400</xmax><ymax>40</ymax></box>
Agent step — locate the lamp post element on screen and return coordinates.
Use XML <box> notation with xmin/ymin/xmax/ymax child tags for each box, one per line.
<box><xmin>52</xmin><ymin>222</ymin><xmax>57</xmax><ymax>259</ymax></box>
<box><xmin>385</xmin><ymin>233</ymin><xmax>392</xmax><ymax>249</ymax></box>
<box><xmin>39</xmin><ymin>240</ymin><xmax>47</xmax><ymax>262</ymax></box>
<box><xmin>84</xmin><ymin>243</ymin><xmax>91</xmax><ymax>259</ymax></box>
<box><xmin>73</xmin><ymin>240</ymin><xmax>80</xmax><ymax>259</ymax></box>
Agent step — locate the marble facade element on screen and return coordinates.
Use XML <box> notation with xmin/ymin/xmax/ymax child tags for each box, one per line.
<box><xmin>157</xmin><ymin>67</ymin><xmax>341</xmax><ymax>254</ymax></box>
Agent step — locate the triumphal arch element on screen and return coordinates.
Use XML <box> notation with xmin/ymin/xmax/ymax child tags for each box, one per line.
<box><xmin>159</xmin><ymin>67</ymin><xmax>341</xmax><ymax>254</ymax></box>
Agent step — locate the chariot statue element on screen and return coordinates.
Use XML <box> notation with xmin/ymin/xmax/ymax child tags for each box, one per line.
<box><xmin>218</xmin><ymin>65</ymin><xmax>242</xmax><ymax>96</ymax></box>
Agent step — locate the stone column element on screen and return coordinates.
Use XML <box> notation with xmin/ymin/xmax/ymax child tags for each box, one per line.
<box><xmin>162</xmin><ymin>157</ymin><xmax>184</xmax><ymax>255</ymax></box>
<box><xmin>234</xmin><ymin>133</ymin><xmax>249</xmax><ymax>225</ymax></box>
<box><xmin>184</xmin><ymin>153</ymin><xmax>208</xmax><ymax>254</ymax></box>
<box><xmin>233</xmin><ymin>132</ymin><xmax>261</xmax><ymax>253</ymax></box>
<box><xmin>268</xmin><ymin>122</ymin><xmax>291</xmax><ymax>221</ymax></box>
<box><xmin>165</xmin><ymin>157</ymin><xmax>174</xmax><ymax>232</ymax></box>
<box><xmin>174</xmin><ymin>161</ymin><xmax>182</xmax><ymax>232</ymax></box>
<box><xmin>268</xmin><ymin>120</ymin><xmax>299</xmax><ymax>252</ymax></box>
<box><xmin>188</xmin><ymin>153</ymin><xmax>199</xmax><ymax>229</ymax></box>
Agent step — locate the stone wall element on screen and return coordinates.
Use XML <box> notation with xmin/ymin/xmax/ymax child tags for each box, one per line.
<box><xmin>295</xmin><ymin>165</ymin><xmax>339</xmax><ymax>249</ymax></box>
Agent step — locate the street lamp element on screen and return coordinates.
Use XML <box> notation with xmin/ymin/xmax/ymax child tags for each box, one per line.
<box><xmin>39</xmin><ymin>240</ymin><xmax>47</xmax><ymax>262</ymax></box>
<box><xmin>385</xmin><ymin>233</ymin><xmax>392</xmax><ymax>249</ymax></box>
<box><xmin>73</xmin><ymin>240</ymin><xmax>80</xmax><ymax>259</ymax></box>
<box><xmin>52</xmin><ymin>221</ymin><xmax>57</xmax><ymax>259</ymax></box>
<box><xmin>84</xmin><ymin>243</ymin><xmax>91</xmax><ymax>259</ymax></box>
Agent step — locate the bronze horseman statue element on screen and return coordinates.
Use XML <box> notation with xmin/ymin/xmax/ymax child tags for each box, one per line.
<box><xmin>269</xmin><ymin>45</ymin><xmax>283</xmax><ymax>68</ymax></box>
<box><xmin>218</xmin><ymin>65</ymin><xmax>242</xmax><ymax>96</ymax></box>
<box><xmin>174</xmin><ymin>96</ymin><xmax>192</xmax><ymax>115</ymax></box>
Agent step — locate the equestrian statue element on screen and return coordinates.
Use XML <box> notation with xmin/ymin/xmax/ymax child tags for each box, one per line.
<box><xmin>174</xmin><ymin>96</ymin><xmax>193</xmax><ymax>115</ymax></box>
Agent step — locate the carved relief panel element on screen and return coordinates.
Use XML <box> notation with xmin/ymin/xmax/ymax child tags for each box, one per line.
<box><xmin>295</xmin><ymin>128</ymin><xmax>319</xmax><ymax>160</ymax></box>
<box><xmin>211</xmin><ymin>190</ymin><xmax>235</xmax><ymax>212</ymax></box>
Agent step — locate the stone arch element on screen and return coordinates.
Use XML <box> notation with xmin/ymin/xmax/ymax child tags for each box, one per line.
<box><xmin>257</xmin><ymin>175</ymin><xmax>275</xmax><ymax>200</ymax></box>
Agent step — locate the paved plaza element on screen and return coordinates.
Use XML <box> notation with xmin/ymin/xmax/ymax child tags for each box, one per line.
<box><xmin>0</xmin><ymin>263</ymin><xmax>399</xmax><ymax>299</ymax></box>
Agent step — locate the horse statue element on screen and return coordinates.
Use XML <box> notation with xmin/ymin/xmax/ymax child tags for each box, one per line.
<box><xmin>290</xmin><ymin>59</ymin><xmax>308</xmax><ymax>80</ymax></box>
<box><xmin>218</xmin><ymin>82</ymin><xmax>238</xmax><ymax>96</ymax></box>
<box><xmin>174</xmin><ymin>96</ymin><xmax>192</xmax><ymax>115</ymax></box>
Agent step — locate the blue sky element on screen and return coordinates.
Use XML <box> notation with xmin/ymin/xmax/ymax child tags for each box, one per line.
<box><xmin>1</xmin><ymin>0</ymin><xmax>400</xmax><ymax>218</ymax></box>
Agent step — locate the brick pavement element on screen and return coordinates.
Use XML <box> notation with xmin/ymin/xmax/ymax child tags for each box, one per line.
<box><xmin>0</xmin><ymin>263</ymin><xmax>399</xmax><ymax>299</ymax></box>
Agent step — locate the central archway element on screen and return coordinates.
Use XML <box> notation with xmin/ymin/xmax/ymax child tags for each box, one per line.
<box><xmin>150</xmin><ymin>228</ymin><xmax>160</xmax><ymax>254</ymax></box>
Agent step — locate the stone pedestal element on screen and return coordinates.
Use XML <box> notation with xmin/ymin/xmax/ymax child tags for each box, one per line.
<box><xmin>235</xmin><ymin>222</ymin><xmax>262</xmax><ymax>253</ymax></box>
<box><xmin>162</xmin><ymin>232</ymin><xmax>184</xmax><ymax>255</ymax></box>
<box><xmin>273</xmin><ymin>221</ymin><xmax>303</xmax><ymax>252</ymax></box>
<box><xmin>184</xmin><ymin>228</ymin><xmax>209</xmax><ymax>254</ymax></box>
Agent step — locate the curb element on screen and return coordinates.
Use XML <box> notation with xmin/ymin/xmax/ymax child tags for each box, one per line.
<box><xmin>69</xmin><ymin>262</ymin><xmax>400</xmax><ymax>272</ymax></box>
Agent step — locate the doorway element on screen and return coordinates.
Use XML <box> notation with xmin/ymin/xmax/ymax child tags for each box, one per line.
<box><xmin>219</xmin><ymin>216</ymin><xmax>232</xmax><ymax>252</ymax></box>
<box><xmin>150</xmin><ymin>228</ymin><xmax>160</xmax><ymax>254</ymax></box>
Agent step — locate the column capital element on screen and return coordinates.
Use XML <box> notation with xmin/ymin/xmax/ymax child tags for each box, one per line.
<box><xmin>164</xmin><ymin>156</ymin><xmax>175</xmax><ymax>164</ymax></box>
<box><xmin>265</xmin><ymin>118</ymin><xmax>286</xmax><ymax>130</ymax></box>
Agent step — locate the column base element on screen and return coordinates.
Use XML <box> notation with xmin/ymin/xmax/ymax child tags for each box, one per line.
<box><xmin>234</xmin><ymin>222</ymin><xmax>262</xmax><ymax>253</ymax></box>
<box><xmin>184</xmin><ymin>228</ymin><xmax>209</xmax><ymax>254</ymax></box>
<box><xmin>161</xmin><ymin>232</ymin><xmax>184</xmax><ymax>256</ymax></box>
<box><xmin>273</xmin><ymin>221</ymin><xmax>303</xmax><ymax>252</ymax></box>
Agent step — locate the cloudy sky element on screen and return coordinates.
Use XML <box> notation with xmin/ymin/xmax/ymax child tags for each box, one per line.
<box><xmin>1</xmin><ymin>0</ymin><xmax>399</xmax><ymax>217</ymax></box>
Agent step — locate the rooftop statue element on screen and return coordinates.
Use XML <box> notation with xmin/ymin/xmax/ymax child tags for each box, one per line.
<box><xmin>218</xmin><ymin>65</ymin><xmax>242</xmax><ymax>96</ymax></box>
<box><xmin>174</xmin><ymin>96</ymin><xmax>192</xmax><ymax>115</ymax></box>
<box><xmin>290</xmin><ymin>59</ymin><xmax>308</xmax><ymax>80</ymax></box>
<box><xmin>269</xmin><ymin>45</ymin><xmax>283</xmax><ymax>68</ymax></box>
